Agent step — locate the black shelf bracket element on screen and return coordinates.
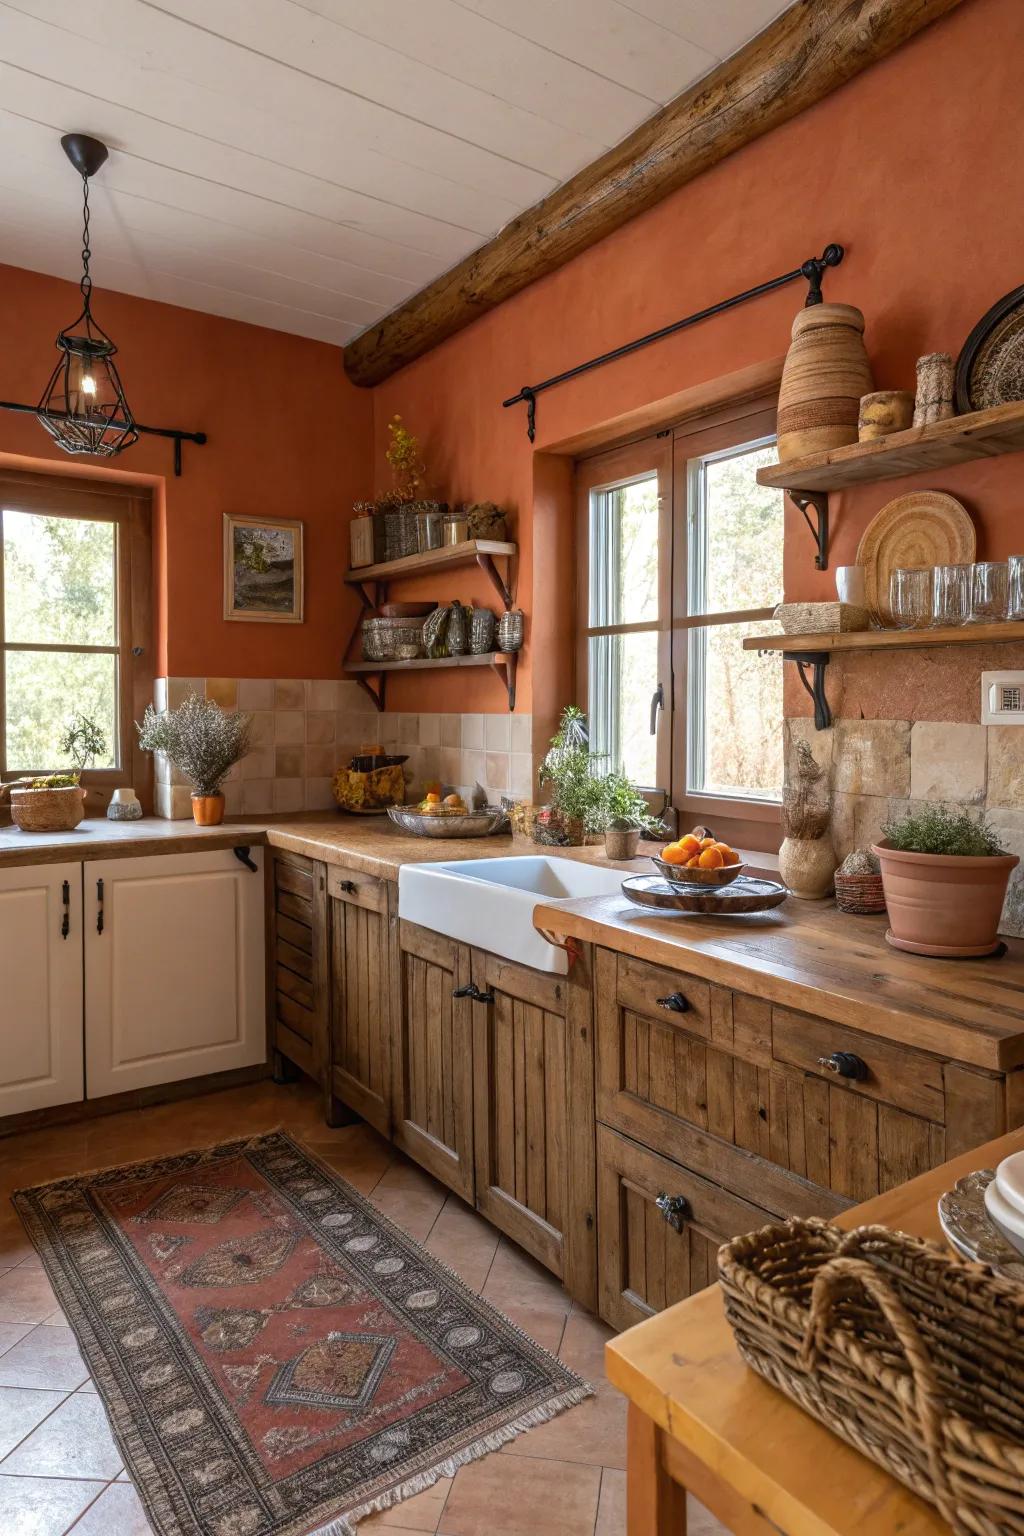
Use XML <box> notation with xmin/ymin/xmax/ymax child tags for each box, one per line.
<box><xmin>784</xmin><ymin>650</ymin><xmax>832</xmax><ymax>731</ymax></box>
<box><xmin>789</xmin><ymin>490</ymin><xmax>829</xmax><ymax>571</ymax></box>
<box><xmin>354</xmin><ymin>674</ymin><xmax>386</xmax><ymax>713</ymax></box>
<box><xmin>491</xmin><ymin>652</ymin><xmax>517</xmax><ymax>711</ymax></box>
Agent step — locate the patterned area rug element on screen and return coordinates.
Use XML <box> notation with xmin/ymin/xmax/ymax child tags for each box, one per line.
<box><xmin>13</xmin><ymin>1132</ymin><xmax>590</xmax><ymax>1536</ymax></box>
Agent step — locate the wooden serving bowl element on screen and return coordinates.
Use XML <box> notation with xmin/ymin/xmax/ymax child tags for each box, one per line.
<box><xmin>651</xmin><ymin>853</ymin><xmax>746</xmax><ymax>887</ymax></box>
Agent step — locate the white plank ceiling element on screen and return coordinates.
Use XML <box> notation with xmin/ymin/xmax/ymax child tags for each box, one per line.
<box><xmin>0</xmin><ymin>0</ymin><xmax>787</xmax><ymax>349</ymax></box>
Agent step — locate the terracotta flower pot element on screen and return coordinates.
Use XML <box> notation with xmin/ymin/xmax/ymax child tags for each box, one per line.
<box><xmin>872</xmin><ymin>839</ymin><xmax>1019</xmax><ymax>957</ymax></box>
<box><xmin>191</xmin><ymin>792</ymin><xmax>225</xmax><ymax>827</ymax></box>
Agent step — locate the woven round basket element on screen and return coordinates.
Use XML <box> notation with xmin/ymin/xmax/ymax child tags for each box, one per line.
<box><xmin>834</xmin><ymin>870</ymin><xmax>886</xmax><ymax>914</ymax></box>
<box><xmin>6</xmin><ymin>784</ymin><xmax>85</xmax><ymax>832</ymax></box>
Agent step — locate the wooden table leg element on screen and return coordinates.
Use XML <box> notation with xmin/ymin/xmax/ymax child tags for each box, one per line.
<box><xmin>628</xmin><ymin>1402</ymin><xmax>689</xmax><ymax>1536</ymax></box>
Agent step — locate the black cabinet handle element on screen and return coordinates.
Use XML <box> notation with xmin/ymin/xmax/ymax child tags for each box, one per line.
<box><xmin>817</xmin><ymin>1051</ymin><xmax>868</xmax><ymax>1081</ymax></box>
<box><xmin>337</xmin><ymin>879</ymin><xmax>357</xmax><ymax>895</ymax></box>
<box><xmin>656</xmin><ymin>992</ymin><xmax>689</xmax><ymax>1014</ymax></box>
<box><xmin>96</xmin><ymin>878</ymin><xmax>104</xmax><ymax>935</ymax></box>
<box><xmin>60</xmin><ymin>879</ymin><xmax>70</xmax><ymax>940</ymax></box>
<box><xmin>655</xmin><ymin>1192</ymin><xmax>690</xmax><ymax>1233</ymax></box>
<box><xmin>452</xmin><ymin>982</ymin><xmax>495</xmax><ymax>1004</ymax></box>
<box><xmin>233</xmin><ymin>846</ymin><xmax>258</xmax><ymax>872</ymax></box>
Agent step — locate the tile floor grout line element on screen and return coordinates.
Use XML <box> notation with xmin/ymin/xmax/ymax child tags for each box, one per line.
<box><xmin>57</xmin><ymin>1473</ymin><xmax>115</xmax><ymax>1535</ymax></box>
<box><xmin>0</xmin><ymin>1387</ymin><xmax>76</xmax><ymax>1470</ymax></box>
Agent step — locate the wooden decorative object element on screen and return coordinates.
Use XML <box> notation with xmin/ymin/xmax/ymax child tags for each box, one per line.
<box><xmin>719</xmin><ymin>1216</ymin><xmax>1024</xmax><ymax>1535</ymax></box>
<box><xmin>620</xmin><ymin>874</ymin><xmax>788</xmax><ymax>914</ymax></box>
<box><xmin>955</xmin><ymin>284</ymin><xmax>1024</xmax><ymax>412</ymax></box>
<box><xmin>349</xmin><ymin>514</ymin><xmax>376</xmax><ymax>569</ymax></box>
<box><xmin>914</xmin><ymin>352</ymin><xmax>956</xmax><ymax>426</ymax></box>
<box><xmin>777</xmin><ymin>304</ymin><xmax>873</xmax><ymax>462</ymax></box>
<box><xmin>858</xmin><ymin>390</ymin><xmax>914</xmax><ymax>440</ymax></box>
<box><xmin>343</xmin><ymin>0</ymin><xmax>965</xmax><ymax>387</ymax></box>
<box><xmin>855</xmin><ymin>490</ymin><xmax>975</xmax><ymax>625</ymax></box>
<box><xmin>774</xmin><ymin>601</ymin><xmax>869</xmax><ymax>634</ymax></box>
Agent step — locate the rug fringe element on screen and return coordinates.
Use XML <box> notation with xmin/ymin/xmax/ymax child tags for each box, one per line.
<box><xmin>10</xmin><ymin>1126</ymin><xmax>287</xmax><ymax>1198</ymax></box>
<box><xmin>309</xmin><ymin>1383</ymin><xmax>595</xmax><ymax>1535</ymax></box>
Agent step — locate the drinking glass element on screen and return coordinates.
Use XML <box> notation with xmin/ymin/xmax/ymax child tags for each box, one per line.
<box><xmin>1008</xmin><ymin>555</ymin><xmax>1024</xmax><ymax>621</ymax></box>
<box><xmin>890</xmin><ymin>567</ymin><xmax>933</xmax><ymax>630</ymax></box>
<box><xmin>932</xmin><ymin>563</ymin><xmax>971</xmax><ymax>627</ymax></box>
<box><xmin>968</xmin><ymin>561</ymin><xmax>1008</xmax><ymax>623</ymax></box>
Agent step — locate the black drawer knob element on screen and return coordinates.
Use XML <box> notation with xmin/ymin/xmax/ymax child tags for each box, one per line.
<box><xmin>337</xmin><ymin>879</ymin><xmax>357</xmax><ymax>895</ymax></box>
<box><xmin>655</xmin><ymin>1192</ymin><xmax>690</xmax><ymax>1233</ymax></box>
<box><xmin>452</xmin><ymin>982</ymin><xmax>495</xmax><ymax>1004</ymax></box>
<box><xmin>656</xmin><ymin>992</ymin><xmax>690</xmax><ymax>1014</ymax></box>
<box><xmin>817</xmin><ymin>1050</ymin><xmax>868</xmax><ymax>1081</ymax></box>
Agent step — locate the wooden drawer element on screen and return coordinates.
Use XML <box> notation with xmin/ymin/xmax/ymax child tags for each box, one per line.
<box><xmin>616</xmin><ymin>953</ymin><xmax>712</xmax><ymax>1040</ymax></box>
<box><xmin>597</xmin><ymin>1125</ymin><xmax>775</xmax><ymax>1332</ymax></box>
<box><xmin>326</xmin><ymin>862</ymin><xmax>386</xmax><ymax>913</ymax></box>
<box><xmin>772</xmin><ymin>1006</ymin><xmax>945</xmax><ymax>1123</ymax></box>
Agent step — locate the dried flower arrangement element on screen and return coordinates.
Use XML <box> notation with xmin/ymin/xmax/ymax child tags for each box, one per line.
<box><xmin>782</xmin><ymin>739</ymin><xmax>832</xmax><ymax>841</ymax></box>
<box><xmin>137</xmin><ymin>694</ymin><xmax>251</xmax><ymax>822</ymax></box>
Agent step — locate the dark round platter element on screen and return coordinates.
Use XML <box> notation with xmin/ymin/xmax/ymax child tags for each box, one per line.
<box><xmin>621</xmin><ymin>874</ymin><xmax>789</xmax><ymax>915</ymax></box>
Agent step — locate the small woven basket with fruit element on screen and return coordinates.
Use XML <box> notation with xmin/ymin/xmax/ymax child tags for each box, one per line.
<box><xmin>653</xmin><ymin>827</ymin><xmax>745</xmax><ymax>886</ymax></box>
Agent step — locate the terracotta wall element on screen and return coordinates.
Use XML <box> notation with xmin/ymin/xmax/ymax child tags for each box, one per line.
<box><xmin>371</xmin><ymin>0</ymin><xmax>1023</xmax><ymax>718</ymax></box>
<box><xmin>0</xmin><ymin>263</ymin><xmax>372</xmax><ymax>680</ymax></box>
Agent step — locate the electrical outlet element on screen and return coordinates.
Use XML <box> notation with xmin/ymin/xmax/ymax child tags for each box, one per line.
<box><xmin>981</xmin><ymin>671</ymin><xmax>1024</xmax><ymax>724</ymax></box>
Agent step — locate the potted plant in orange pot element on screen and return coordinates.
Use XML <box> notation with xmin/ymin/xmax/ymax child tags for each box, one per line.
<box><xmin>137</xmin><ymin>693</ymin><xmax>251</xmax><ymax>825</ymax></box>
<box><xmin>873</xmin><ymin>806</ymin><xmax>1018</xmax><ymax>957</ymax></box>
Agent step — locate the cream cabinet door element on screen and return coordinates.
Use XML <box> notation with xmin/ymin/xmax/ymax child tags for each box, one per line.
<box><xmin>84</xmin><ymin>849</ymin><xmax>266</xmax><ymax>1097</ymax></box>
<box><xmin>0</xmin><ymin>862</ymin><xmax>83</xmax><ymax>1114</ymax></box>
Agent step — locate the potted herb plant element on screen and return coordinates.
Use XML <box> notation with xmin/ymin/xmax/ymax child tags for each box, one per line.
<box><xmin>873</xmin><ymin>805</ymin><xmax>1018</xmax><ymax>956</ymax></box>
<box><xmin>137</xmin><ymin>693</ymin><xmax>252</xmax><ymax>826</ymax></box>
<box><xmin>0</xmin><ymin>713</ymin><xmax>109</xmax><ymax>832</ymax></box>
<box><xmin>534</xmin><ymin>707</ymin><xmax>664</xmax><ymax>849</ymax></box>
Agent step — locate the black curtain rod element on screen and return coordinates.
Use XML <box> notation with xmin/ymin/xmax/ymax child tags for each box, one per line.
<box><xmin>502</xmin><ymin>243</ymin><xmax>844</xmax><ymax>442</ymax></box>
<box><xmin>0</xmin><ymin>399</ymin><xmax>207</xmax><ymax>476</ymax></box>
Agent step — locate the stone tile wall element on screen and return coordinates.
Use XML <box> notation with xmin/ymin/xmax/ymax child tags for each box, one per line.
<box><xmin>380</xmin><ymin>711</ymin><xmax>534</xmax><ymax>805</ymax></box>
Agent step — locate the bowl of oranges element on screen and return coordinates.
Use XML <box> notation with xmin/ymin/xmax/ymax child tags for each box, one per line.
<box><xmin>653</xmin><ymin>830</ymin><xmax>744</xmax><ymax>886</ymax></box>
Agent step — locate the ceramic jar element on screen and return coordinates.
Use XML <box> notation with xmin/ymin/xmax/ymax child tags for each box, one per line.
<box><xmin>497</xmin><ymin>609</ymin><xmax>525</xmax><ymax>652</ymax></box>
<box><xmin>777</xmin><ymin>303</ymin><xmax>873</xmax><ymax>462</ymax></box>
<box><xmin>107</xmin><ymin>787</ymin><xmax>143</xmax><ymax>821</ymax></box>
<box><xmin>447</xmin><ymin>601</ymin><xmax>468</xmax><ymax>655</ymax></box>
<box><xmin>778</xmin><ymin>835</ymin><xmax>837</xmax><ymax>899</ymax></box>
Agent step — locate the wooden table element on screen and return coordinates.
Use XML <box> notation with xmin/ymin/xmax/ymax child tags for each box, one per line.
<box><xmin>606</xmin><ymin>1124</ymin><xmax>1024</xmax><ymax>1535</ymax></box>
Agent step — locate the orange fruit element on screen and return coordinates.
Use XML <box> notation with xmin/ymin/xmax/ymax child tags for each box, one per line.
<box><xmin>660</xmin><ymin>845</ymin><xmax>687</xmax><ymax>865</ymax></box>
<box><xmin>699</xmin><ymin>837</ymin><xmax>717</xmax><ymax>850</ymax></box>
<box><xmin>698</xmin><ymin>846</ymin><xmax>725</xmax><ymax>869</ymax></box>
<box><xmin>719</xmin><ymin>845</ymin><xmax>740</xmax><ymax>865</ymax></box>
<box><xmin>425</xmin><ymin>791</ymin><xmax>441</xmax><ymax>804</ymax></box>
<box><xmin>678</xmin><ymin>833</ymin><xmax>700</xmax><ymax>851</ymax></box>
<box><xmin>685</xmin><ymin>855</ymin><xmax>701</xmax><ymax>867</ymax></box>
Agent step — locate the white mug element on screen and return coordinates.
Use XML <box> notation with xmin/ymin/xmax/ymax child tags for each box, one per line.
<box><xmin>836</xmin><ymin>565</ymin><xmax>866</xmax><ymax>606</ymax></box>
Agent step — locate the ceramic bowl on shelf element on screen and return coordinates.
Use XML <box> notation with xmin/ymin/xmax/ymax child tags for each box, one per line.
<box><xmin>650</xmin><ymin>853</ymin><xmax>746</xmax><ymax>887</ymax></box>
<box><xmin>995</xmin><ymin>1148</ymin><xmax>1024</xmax><ymax>1215</ymax></box>
<box><xmin>983</xmin><ymin>1176</ymin><xmax>1024</xmax><ymax>1258</ymax></box>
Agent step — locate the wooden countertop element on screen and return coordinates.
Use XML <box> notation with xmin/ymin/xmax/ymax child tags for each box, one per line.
<box><xmin>532</xmin><ymin>890</ymin><xmax>1024</xmax><ymax>1071</ymax></box>
<box><xmin>605</xmin><ymin>1123</ymin><xmax>1024</xmax><ymax>1536</ymax></box>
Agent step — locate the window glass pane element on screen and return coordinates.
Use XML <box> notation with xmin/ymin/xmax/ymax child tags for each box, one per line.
<box><xmin>588</xmin><ymin>475</ymin><xmax>660</xmax><ymax>626</ymax></box>
<box><xmin>588</xmin><ymin>631</ymin><xmax>659</xmax><ymax>787</ymax></box>
<box><xmin>5</xmin><ymin>651</ymin><xmax>117</xmax><ymax>772</ymax></box>
<box><xmin>3</xmin><ymin>510</ymin><xmax>116</xmax><ymax>645</ymax></box>
<box><xmin>687</xmin><ymin>619</ymin><xmax>782</xmax><ymax>801</ymax></box>
<box><xmin>690</xmin><ymin>442</ymin><xmax>782</xmax><ymax>617</ymax></box>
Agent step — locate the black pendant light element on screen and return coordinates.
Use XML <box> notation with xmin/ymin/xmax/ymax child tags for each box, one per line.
<box><xmin>36</xmin><ymin>134</ymin><xmax>138</xmax><ymax>458</ymax></box>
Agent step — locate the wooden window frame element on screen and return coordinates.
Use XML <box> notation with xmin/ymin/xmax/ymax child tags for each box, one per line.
<box><xmin>0</xmin><ymin>471</ymin><xmax>154</xmax><ymax>804</ymax></box>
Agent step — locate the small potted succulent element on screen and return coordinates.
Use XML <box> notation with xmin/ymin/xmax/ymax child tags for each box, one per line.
<box><xmin>137</xmin><ymin>693</ymin><xmax>252</xmax><ymax>826</ymax></box>
<box><xmin>873</xmin><ymin>805</ymin><xmax>1018</xmax><ymax>956</ymax></box>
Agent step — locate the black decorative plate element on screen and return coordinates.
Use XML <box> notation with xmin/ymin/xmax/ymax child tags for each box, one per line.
<box><xmin>955</xmin><ymin>283</ymin><xmax>1024</xmax><ymax>412</ymax></box>
<box><xmin>620</xmin><ymin>874</ymin><xmax>788</xmax><ymax>914</ymax></box>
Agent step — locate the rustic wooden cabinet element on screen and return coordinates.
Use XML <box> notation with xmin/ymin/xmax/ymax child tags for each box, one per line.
<box><xmin>470</xmin><ymin>946</ymin><xmax>597</xmax><ymax>1307</ymax></box>
<box><xmin>328</xmin><ymin>865</ymin><xmax>392</xmax><ymax>1136</ymax></box>
<box><xmin>390</xmin><ymin>918</ymin><xmax>476</xmax><ymax>1202</ymax></box>
<box><xmin>267</xmin><ymin>849</ymin><xmax>329</xmax><ymax>1096</ymax></box>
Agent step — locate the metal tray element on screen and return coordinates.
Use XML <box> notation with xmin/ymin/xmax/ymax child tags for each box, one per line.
<box><xmin>387</xmin><ymin>805</ymin><xmax>509</xmax><ymax>839</ymax></box>
<box><xmin>621</xmin><ymin>874</ymin><xmax>788</xmax><ymax>914</ymax></box>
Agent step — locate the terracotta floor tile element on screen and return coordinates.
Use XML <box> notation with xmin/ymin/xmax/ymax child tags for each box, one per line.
<box><xmin>482</xmin><ymin>1240</ymin><xmax>572</xmax><ymax>1319</ymax></box>
<box><xmin>2</xmin><ymin>1394</ymin><xmax>122</xmax><ymax>1480</ymax></box>
<box><xmin>361</xmin><ymin>1474</ymin><xmax>452</xmax><ymax>1531</ymax></box>
<box><xmin>485</xmin><ymin>1299</ymin><xmax>567</xmax><ymax>1356</ymax></box>
<box><xmin>595</xmin><ymin>1467</ymin><xmax>624</xmax><ymax>1535</ymax></box>
<box><xmin>440</xmin><ymin>1454</ymin><xmax>601</xmax><ymax>1535</ymax></box>
<box><xmin>370</xmin><ymin>1163</ymin><xmax>449</xmax><ymax>1243</ymax></box>
<box><xmin>65</xmin><ymin>1480</ymin><xmax>152</xmax><ymax>1534</ymax></box>
<box><xmin>0</xmin><ymin>1269</ymin><xmax>60</xmax><ymax>1326</ymax></box>
<box><xmin>558</xmin><ymin>1305</ymin><xmax>615</xmax><ymax>1382</ymax></box>
<box><xmin>0</xmin><ymin>1328</ymin><xmax>89</xmax><ymax>1393</ymax></box>
<box><xmin>0</xmin><ymin>1388</ymin><xmax>67</xmax><ymax>1460</ymax></box>
<box><xmin>502</xmin><ymin>1380</ymin><xmax>623</xmax><ymax>1468</ymax></box>
<box><xmin>425</xmin><ymin>1198</ymin><xmax>500</xmax><ymax>1292</ymax></box>
<box><xmin>0</xmin><ymin>1323</ymin><xmax>37</xmax><ymax>1359</ymax></box>
<box><xmin>0</xmin><ymin>1473</ymin><xmax>102</xmax><ymax>1534</ymax></box>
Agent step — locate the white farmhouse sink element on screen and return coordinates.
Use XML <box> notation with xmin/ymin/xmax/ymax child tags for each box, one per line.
<box><xmin>398</xmin><ymin>855</ymin><xmax>625</xmax><ymax>974</ymax></box>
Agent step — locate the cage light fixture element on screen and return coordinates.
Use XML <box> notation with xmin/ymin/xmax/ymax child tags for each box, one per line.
<box><xmin>36</xmin><ymin>133</ymin><xmax>138</xmax><ymax>458</ymax></box>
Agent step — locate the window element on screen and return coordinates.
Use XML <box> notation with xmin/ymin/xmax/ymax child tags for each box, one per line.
<box><xmin>576</xmin><ymin>401</ymin><xmax>785</xmax><ymax>845</ymax></box>
<box><xmin>0</xmin><ymin>473</ymin><xmax>152</xmax><ymax>788</ymax></box>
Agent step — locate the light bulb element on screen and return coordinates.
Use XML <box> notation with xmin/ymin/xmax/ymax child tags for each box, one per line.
<box><xmin>67</xmin><ymin>353</ymin><xmax>98</xmax><ymax>418</ymax></box>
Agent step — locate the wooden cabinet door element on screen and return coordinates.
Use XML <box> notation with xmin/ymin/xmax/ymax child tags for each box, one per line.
<box><xmin>85</xmin><ymin>850</ymin><xmax>265</xmax><ymax>1097</ymax></box>
<box><xmin>268</xmin><ymin>850</ymin><xmax>328</xmax><ymax>1090</ymax></box>
<box><xmin>391</xmin><ymin>919</ymin><xmax>474</xmax><ymax>1201</ymax></box>
<box><xmin>329</xmin><ymin>874</ymin><xmax>392</xmax><ymax>1135</ymax></box>
<box><xmin>0</xmin><ymin>863</ymin><xmax>83</xmax><ymax>1115</ymax></box>
<box><xmin>597</xmin><ymin>1125</ymin><xmax>774</xmax><ymax>1332</ymax></box>
<box><xmin>471</xmin><ymin>948</ymin><xmax>597</xmax><ymax>1306</ymax></box>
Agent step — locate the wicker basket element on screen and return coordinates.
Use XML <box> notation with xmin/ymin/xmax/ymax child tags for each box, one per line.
<box><xmin>3</xmin><ymin>783</ymin><xmax>85</xmax><ymax>832</ymax></box>
<box><xmin>719</xmin><ymin>1216</ymin><xmax>1024</xmax><ymax>1535</ymax></box>
<box><xmin>361</xmin><ymin>616</ymin><xmax>425</xmax><ymax>661</ymax></box>
<box><xmin>834</xmin><ymin>870</ymin><xmax>887</xmax><ymax>914</ymax></box>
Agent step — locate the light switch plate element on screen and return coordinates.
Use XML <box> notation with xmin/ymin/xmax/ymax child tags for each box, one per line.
<box><xmin>981</xmin><ymin>671</ymin><xmax>1024</xmax><ymax>724</ymax></box>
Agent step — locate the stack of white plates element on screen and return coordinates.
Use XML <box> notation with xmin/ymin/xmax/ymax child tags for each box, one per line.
<box><xmin>984</xmin><ymin>1151</ymin><xmax>1024</xmax><ymax>1256</ymax></box>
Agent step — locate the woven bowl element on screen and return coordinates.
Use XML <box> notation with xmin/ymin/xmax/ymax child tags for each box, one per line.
<box><xmin>9</xmin><ymin>785</ymin><xmax>85</xmax><ymax>832</ymax></box>
<box><xmin>651</xmin><ymin>853</ymin><xmax>746</xmax><ymax>887</ymax></box>
<box><xmin>834</xmin><ymin>870</ymin><xmax>887</xmax><ymax>914</ymax></box>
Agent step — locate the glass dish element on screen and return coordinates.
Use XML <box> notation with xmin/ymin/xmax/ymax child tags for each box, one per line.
<box><xmin>1008</xmin><ymin>555</ymin><xmax>1024</xmax><ymax>621</ymax></box>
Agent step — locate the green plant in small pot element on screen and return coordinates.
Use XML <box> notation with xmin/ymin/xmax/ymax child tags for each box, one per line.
<box><xmin>137</xmin><ymin>694</ymin><xmax>252</xmax><ymax>826</ymax></box>
<box><xmin>536</xmin><ymin>707</ymin><xmax>664</xmax><ymax>849</ymax></box>
<box><xmin>873</xmin><ymin>805</ymin><xmax>1019</xmax><ymax>957</ymax></box>
<box><xmin>0</xmin><ymin>714</ymin><xmax>109</xmax><ymax>832</ymax></box>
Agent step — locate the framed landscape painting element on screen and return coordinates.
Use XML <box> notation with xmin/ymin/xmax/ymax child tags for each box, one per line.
<box><xmin>224</xmin><ymin>514</ymin><xmax>304</xmax><ymax>623</ymax></box>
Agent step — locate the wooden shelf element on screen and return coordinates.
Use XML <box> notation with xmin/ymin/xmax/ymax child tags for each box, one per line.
<box><xmin>344</xmin><ymin>539</ymin><xmax>516</xmax><ymax>589</ymax></box>
<box><xmin>744</xmin><ymin>621</ymin><xmax>1024</xmax><ymax>654</ymax></box>
<box><xmin>343</xmin><ymin>651</ymin><xmax>518</xmax><ymax>712</ymax></box>
<box><xmin>756</xmin><ymin>401</ymin><xmax>1024</xmax><ymax>493</ymax></box>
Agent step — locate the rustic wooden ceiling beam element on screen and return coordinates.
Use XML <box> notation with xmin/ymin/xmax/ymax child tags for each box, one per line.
<box><xmin>343</xmin><ymin>0</ymin><xmax>964</xmax><ymax>389</ymax></box>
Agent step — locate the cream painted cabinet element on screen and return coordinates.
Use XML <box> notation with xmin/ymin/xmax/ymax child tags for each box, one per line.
<box><xmin>0</xmin><ymin>862</ymin><xmax>84</xmax><ymax>1115</ymax></box>
<box><xmin>84</xmin><ymin>849</ymin><xmax>266</xmax><ymax>1097</ymax></box>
